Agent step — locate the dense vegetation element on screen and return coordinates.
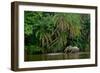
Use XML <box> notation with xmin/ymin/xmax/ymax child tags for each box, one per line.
<box><xmin>24</xmin><ymin>11</ymin><xmax>90</xmax><ymax>55</ymax></box>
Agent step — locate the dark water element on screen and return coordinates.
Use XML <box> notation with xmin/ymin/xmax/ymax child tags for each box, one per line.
<box><xmin>25</xmin><ymin>52</ymin><xmax>90</xmax><ymax>61</ymax></box>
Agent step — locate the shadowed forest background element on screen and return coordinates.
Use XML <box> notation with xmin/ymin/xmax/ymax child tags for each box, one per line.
<box><xmin>24</xmin><ymin>11</ymin><xmax>90</xmax><ymax>61</ymax></box>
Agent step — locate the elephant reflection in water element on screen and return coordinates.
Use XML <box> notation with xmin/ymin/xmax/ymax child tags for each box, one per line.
<box><xmin>64</xmin><ymin>46</ymin><xmax>79</xmax><ymax>59</ymax></box>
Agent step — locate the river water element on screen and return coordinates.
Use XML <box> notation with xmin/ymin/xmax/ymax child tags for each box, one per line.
<box><xmin>25</xmin><ymin>52</ymin><xmax>90</xmax><ymax>61</ymax></box>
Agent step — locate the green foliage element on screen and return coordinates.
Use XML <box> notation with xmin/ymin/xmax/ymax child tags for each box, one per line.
<box><xmin>25</xmin><ymin>45</ymin><xmax>43</xmax><ymax>55</ymax></box>
<box><xmin>24</xmin><ymin>11</ymin><xmax>90</xmax><ymax>55</ymax></box>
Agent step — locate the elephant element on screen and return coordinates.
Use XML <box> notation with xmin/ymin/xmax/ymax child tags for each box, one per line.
<box><xmin>64</xmin><ymin>46</ymin><xmax>79</xmax><ymax>54</ymax></box>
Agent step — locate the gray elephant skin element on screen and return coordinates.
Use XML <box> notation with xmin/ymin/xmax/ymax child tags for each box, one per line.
<box><xmin>64</xmin><ymin>46</ymin><xmax>79</xmax><ymax>54</ymax></box>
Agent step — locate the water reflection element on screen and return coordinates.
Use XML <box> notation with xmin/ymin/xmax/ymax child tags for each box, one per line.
<box><xmin>25</xmin><ymin>52</ymin><xmax>90</xmax><ymax>61</ymax></box>
<box><xmin>64</xmin><ymin>53</ymin><xmax>79</xmax><ymax>59</ymax></box>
